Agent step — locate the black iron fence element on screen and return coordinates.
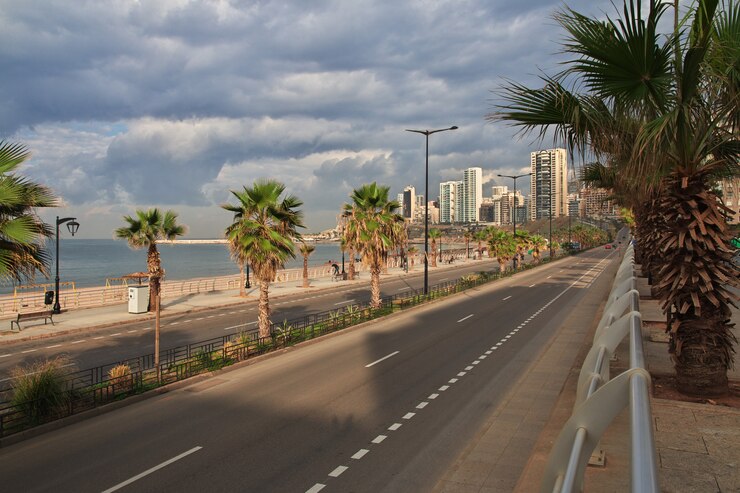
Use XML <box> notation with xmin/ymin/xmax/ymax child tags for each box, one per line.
<box><xmin>0</xmin><ymin>255</ymin><xmax>564</xmax><ymax>438</ymax></box>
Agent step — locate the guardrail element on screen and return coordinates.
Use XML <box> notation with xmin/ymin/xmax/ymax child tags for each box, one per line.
<box><xmin>541</xmin><ymin>241</ymin><xmax>659</xmax><ymax>492</ymax></box>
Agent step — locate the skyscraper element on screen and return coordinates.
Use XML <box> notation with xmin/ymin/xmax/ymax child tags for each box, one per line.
<box><xmin>402</xmin><ymin>186</ymin><xmax>416</xmax><ymax>219</ymax></box>
<box><xmin>530</xmin><ymin>149</ymin><xmax>568</xmax><ymax>220</ymax></box>
<box><xmin>462</xmin><ymin>167</ymin><xmax>483</xmax><ymax>223</ymax></box>
<box><xmin>439</xmin><ymin>181</ymin><xmax>461</xmax><ymax>224</ymax></box>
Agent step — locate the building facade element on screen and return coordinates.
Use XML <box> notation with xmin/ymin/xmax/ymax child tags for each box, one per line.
<box><xmin>462</xmin><ymin>167</ymin><xmax>483</xmax><ymax>223</ymax></box>
<box><xmin>530</xmin><ymin>149</ymin><xmax>569</xmax><ymax>221</ymax></box>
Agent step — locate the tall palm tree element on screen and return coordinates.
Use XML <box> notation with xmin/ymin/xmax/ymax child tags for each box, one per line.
<box><xmin>463</xmin><ymin>229</ymin><xmax>473</xmax><ymax>259</ymax></box>
<box><xmin>428</xmin><ymin>228</ymin><xmax>442</xmax><ymax>267</ymax></box>
<box><xmin>115</xmin><ymin>209</ymin><xmax>186</xmax><ymax>370</ymax></box>
<box><xmin>473</xmin><ymin>230</ymin><xmax>487</xmax><ymax>259</ymax></box>
<box><xmin>343</xmin><ymin>183</ymin><xmax>402</xmax><ymax>308</ymax></box>
<box><xmin>486</xmin><ymin>228</ymin><xmax>516</xmax><ymax>273</ymax></box>
<box><xmin>491</xmin><ymin>0</ymin><xmax>740</xmax><ymax>395</ymax></box>
<box><xmin>407</xmin><ymin>246</ymin><xmax>419</xmax><ymax>271</ymax></box>
<box><xmin>299</xmin><ymin>241</ymin><xmax>315</xmax><ymax>288</ymax></box>
<box><xmin>0</xmin><ymin>141</ymin><xmax>57</xmax><ymax>284</ymax></box>
<box><xmin>222</xmin><ymin>180</ymin><xmax>304</xmax><ymax>339</ymax></box>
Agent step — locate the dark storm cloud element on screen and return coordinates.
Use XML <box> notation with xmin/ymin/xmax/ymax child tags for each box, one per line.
<box><xmin>2</xmin><ymin>0</ymin><xmax>613</xmax><ymax>236</ymax></box>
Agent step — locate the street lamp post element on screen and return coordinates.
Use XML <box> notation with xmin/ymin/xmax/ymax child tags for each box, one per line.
<box><xmin>405</xmin><ymin>126</ymin><xmax>458</xmax><ymax>295</ymax></box>
<box><xmin>53</xmin><ymin>216</ymin><xmax>80</xmax><ymax>314</ymax></box>
<box><xmin>245</xmin><ymin>263</ymin><xmax>251</xmax><ymax>288</ymax></box>
<box><xmin>498</xmin><ymin>173</ymin><xmax>531</xmax><ymax>268</ymax></box>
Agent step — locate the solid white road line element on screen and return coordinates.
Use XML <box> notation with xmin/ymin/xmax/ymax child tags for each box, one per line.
<box><xmin>457</xmin><ymin>314</ymin><xmax>473</xmax><ymax>323</ymax></box>
<box><xmin>334</xmin><ymin>299</ymin><xmax>355</xmax><ymax>306</ymax></box>
<box><xmin>352</xmin><ymin>449</ymin><xmax>369</xmax><ymax>460</ymax></box>
<box><xmin>101</xmin><ymin>446</ymin><xmax>202</xmax><ymax>493</ymax></box>
<box><xmin>502</xmin><ymin>295</ymin><xmax>512</xmax><ymax>301</ymax></box>
<box><xmin>328</xmin><ymin>466</ymin><xmax>348</xmax><ymax>477</ymax></box>
<box><xmin>365</xmin><ymin>351</ymin><xmax>399</xmax><ymax>368</ymax></box>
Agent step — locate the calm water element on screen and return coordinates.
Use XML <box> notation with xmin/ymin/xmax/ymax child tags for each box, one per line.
<box><xmin>1</xmin><ymin>240</ymin><xmax>344</xmax><ymax>294</ymax></box>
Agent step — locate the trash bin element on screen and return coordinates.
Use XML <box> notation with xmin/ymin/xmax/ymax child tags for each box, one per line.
<box><xmin>128</xmin><ymin>285</ymin><xmax>150</xmax><ymax>314</ymax></box>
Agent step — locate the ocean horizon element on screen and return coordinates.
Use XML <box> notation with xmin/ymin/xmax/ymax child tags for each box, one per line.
<box><xmin>1</xmin><ymin>239</ymin><xmax>345</xmax><ymax>295</ymax></box>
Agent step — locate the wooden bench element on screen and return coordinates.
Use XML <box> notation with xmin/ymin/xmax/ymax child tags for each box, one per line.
<box><xmin>11</xmin><ymin>310</ymin><xmax>54</xmax><ymax>331</ymax></box>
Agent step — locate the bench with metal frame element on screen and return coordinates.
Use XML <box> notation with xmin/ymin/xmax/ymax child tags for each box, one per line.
<box><xmin>11</xmin><ymin>310</ymin><xmax>54</xmax><ymax>331</ymax></box>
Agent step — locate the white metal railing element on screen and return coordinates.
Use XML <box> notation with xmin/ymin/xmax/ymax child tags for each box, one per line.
<box><xmin>541</xmin><ymin>240</ymin><xmax>659</xmax><ymax>492</ymax></box>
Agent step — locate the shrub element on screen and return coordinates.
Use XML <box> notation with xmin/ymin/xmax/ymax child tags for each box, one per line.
<box><xmin>108</xmin><ymin>364</ymin><xmax>133</xmax><ymax>394</ymax></box>
<box><xmin>10</xmin><ymin>357</ymin><xmax>74</xmax><ymax>425</ymax></box>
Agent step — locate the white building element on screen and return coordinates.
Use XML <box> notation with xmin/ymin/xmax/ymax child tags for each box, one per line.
<box><xmin>462</xmin><ymin>167</ymin><xmax>483</xmax><ymax>223</ymax></box>
<box><xmin>530</xmin><ymin>149</ymin><xmax>569</xmax><ymax>221</ymax></box>
<box><xmin>439</xmin><ymin>181</ymin><xmax>461</xmax><ymax>224</ymax></box>
<box><xmin>402</xmin><ymin>185</ymin><xmax>416</xmax><ymax>220</ymax></box>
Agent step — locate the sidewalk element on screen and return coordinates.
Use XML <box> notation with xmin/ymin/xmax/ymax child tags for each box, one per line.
<box><xmin>0</xmin><ymin>258</ymin><xmax>488</xmax><ymax>345</ymax></box>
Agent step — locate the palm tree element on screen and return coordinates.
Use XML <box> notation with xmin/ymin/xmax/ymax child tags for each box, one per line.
<box><xmin>473</xmin><ymin>230</ymin><xmax>487</xmax><ymax>259</ymax></box>
<box><xmin>486</xmin><ymin>228</ymin><xmax>516</xmax><ymax>273</ymax></box>
<box><xmin>115</xmin><ymin>209</ymin><xmax>186</xmax><ymax>370</ymax></box>
<box><xmin>343</xmin><ymin>183</ymin><xmax>402</xmax><ymax>308</ymax></box>
<box><xmin>222</xmin><ymin>180</ymin><xmax>304</xmax><ymax>339</ymax></box>
<box><xmin>491</xmin><ymin>0</ymin><xmax>740</xmax><ymax>395</ymax></box>
<box><xmin>407</xmin><ymin>246</ymin><xmax>419</xmax><ymax>270</ymax></box>
<box><xmin>463</xmin><ymin>229</ymin><xmax>473</xmax><ymax>260</ymax></box>
<box><xmin>428</xmin><ymin>228</ymin><xmax>442</xmax><ymax>267</ymax></box>
<box><xmin>530</xmin><ymin>234</ymin><xmax>547</xmax><ymax>264</ymax></box>
<box><xmin>0</xmin><ymin>141</ymin><xmax>57</xmax><ymax>284</ymax></box>
<box><xmin>299</xmin><ymin>241</ymin><xmax>315</xmax><ymax>288</ymax></box>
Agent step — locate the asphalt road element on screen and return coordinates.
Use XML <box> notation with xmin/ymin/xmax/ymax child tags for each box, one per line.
<box><xmin>0</xmin><ymin>248</ymin><xmax>618</xmax><ymax>492</ymax></box>
<box><xmin>0</xmin><ymin>259</ymin><xmax>504</xmax><ymax>377</ymax></box>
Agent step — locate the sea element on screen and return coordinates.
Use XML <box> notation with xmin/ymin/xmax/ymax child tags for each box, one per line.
<box><xmin>1</xmin><ymin>239</ymin><xmax>345</xmax><ymax>295</ymax></box>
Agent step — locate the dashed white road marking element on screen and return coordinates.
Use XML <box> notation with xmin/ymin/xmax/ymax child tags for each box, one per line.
<box><xmin>416</xmin><ymin>402</ymin><xmax>429</xmax><ymax>409</ymax></box>
<box><xmin>21</xmin><ymin>349</ymin><xmax>37</xmax><ymax>353</ymax></box>
<box><xmin>472</xmin><ymin>360</ymin><xmax>480</xmax><ymax>365</ymax></box>
<box><xmin>352</xmin><ymin>449</ymin><xmax>369</xmax><ymax>460</ymax></box>
<box><xmin>403</xmin><ymin>412</ymin><xmax>416</xmax><ymax>420</ymax></box>
<box><xmin>93</xmin><ymin>336</ymin><xmax>105</xmax><ymax>340</ymax></box>
<box><xmin>457</xmin><ymin>371</ymin><xmax>467</xmax><ymax>377</ymax></box>
<box><xmin>334</xmin><ymin>299</ymin><xmax>355</xmax><ymax>306</ymax></box>
<box><xmin>457</xmin><ymin>314</ymin><xmax>473</xmax><ymax>323</ymax></box>
<box><xmin>428</xmin><ymin>393</ymin><xmax>439</xmax><ymax>400</ymax></box>
<box><xmin>111</xmin><ymin>333</ymin><xmax>122</xmax><ymax>336</ymax></box>
<box><xmin>71</xmin><ymin>340</ymin><xmax>86</xmax><ymax>344</ymax></box>
<box><xmin>195</xmin><ymin>317</ymin><xmax>204</xmax><ymax>321</ymax></box>
<box><xmin>449</xmin><ymin>378</ymin><xmax>459</xmax><ymax>383</ymax></box>
<box><xmin>372</xmin><ymin>435</ymin><xmax>387</xmax><ymax>444</ymax></box>
<box><xmin>439</xmin><ymin>278</ymin><xmax>448</xmax><ymax>281</ymax></box>
<box><xmin>46</xmin><ymin>344</ymin><xmax>62</xmax><ymax>349</ymax></box>
<box><xmin>502</xmin><ymin>295</ymin><xmax>512</xmax><ymax>301</ymax></box>
<box><xmin>0</xmin><ymin>354</ymin><xmax>11</xmax><ymax>358</ymax></box>
<box><xmin>127</xmin><ymin>330</ymin><xmax>138</xmax><ymax>333</ymax></box>
<box><xmin>547</xmin><ymin>275</ymin><xmax>552</xmax><ymax>279</ymax></box>
<box><xmin>388</xmin><ymin>423</ymin><xmax>402</xmax><ymax>431</ymax></box>
<box><xmin>439</xmin><ymin>385</ymin><xmax>449</xmax><ymax>391</ymax></box>
<box><xmin>306</xmin><ymin>484</ymin><xmax>325</xmax><ymax>493</ymax></box>
<box><xmin>101</xmin><ymin>446</ymin><xmax>202</xmax><ymax>493</ymax></box>
<box><xmin>365</xmin><ymin>351</ymin><xmax>399</xmax><ymax>368</ymax></box>
<box><xmin>485</xmin><ymin>350</ymin><xmax>492</xmax><ymax>355</ymax></box>
<box><xmin>328</xmin><ymin>466</ymin><xmax>348</xmax><ymax>477</ymax></box>
<box><xmin>465</xmin><ymin>366</ymin><xmax>474</xmax><ymax>371</ymax></box>
<box><xmin>397</xmin><ymin>287</ymin><xmax>411</xmax><ymax>292</ymax></box>
<box><xmin>528</xmin><ymin>284</ymin><xmax>536</xmax><ymax>287</ymax></box>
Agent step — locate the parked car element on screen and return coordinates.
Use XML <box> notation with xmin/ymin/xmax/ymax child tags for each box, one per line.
<box><xmin>605</xmin><ymin>244</ymin><xmax>612</xmax><ymax>249</ymax></box>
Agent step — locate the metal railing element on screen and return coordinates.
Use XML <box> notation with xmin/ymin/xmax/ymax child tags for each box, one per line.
<box><xmin>541</xmin><ymin>241</ymin><xmax>659</xmax><ymax>492</ymax></box>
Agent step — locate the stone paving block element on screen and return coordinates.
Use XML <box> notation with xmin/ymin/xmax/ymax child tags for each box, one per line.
<box><xmin>701</xmin><ymin>429</ymin><xmax>740</xmax><ymax>463</ymax></box>
<box><xmin>655</xmin><ymin>413</ymin><xmax>701</xmax><ymax>432</ymax></box>
<box><xmin>654</xmin><ymin>428</ymin><xmax>707</xmax><ymax>454</ymax></box>
<box><xmin>435</xmin><ymin>480</ymin><xmax>476</xmax><ymax>493</ymax></box>
<box><xmin>716</xmin><ymin>470</ymin><xmax>740</xmax><ymax>493</ymax></box>
<box><xmin>659</xmin><ymin>447</ymin><xmax>737</xmax><ymax>477</ymax></box>
<box><xmin>448</xmin><ymin>460</ymin><xmax>491</xmax><ymax>486</ymax></box>
<box><xmin>659</xmin><ymin>471</ymin><xmax>720</xmax><ymax>493</ymax></box>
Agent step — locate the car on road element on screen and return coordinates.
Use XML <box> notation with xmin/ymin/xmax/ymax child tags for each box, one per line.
<box><xmin>605</xmin><ymin>244</ymin><xmax>612</xmax><ymax>249</ymax></box>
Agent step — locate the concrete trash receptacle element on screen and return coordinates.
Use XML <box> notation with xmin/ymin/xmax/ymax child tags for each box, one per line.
<box><xmin>128</xmin><ymin>285</ymin><xmax>150</xmax><ymax>314</ymax></box>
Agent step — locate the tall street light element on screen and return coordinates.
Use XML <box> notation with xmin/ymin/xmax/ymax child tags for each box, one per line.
<box><xmin>53</xmin><ymin>216</ymin><xmax>80</xmax><ymax>314</ymax></box>
<box><xmin>405</xmin><ymin>125</ymin><xmax>458</xmax><ymax>295</ymax></box>
<box><xmin>497</xmin><ymin>172</ymin><xmax>531</xmax><ymax>240</ymax></box>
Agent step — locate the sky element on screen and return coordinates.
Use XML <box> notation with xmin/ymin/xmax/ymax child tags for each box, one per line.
<box><xmin>1</xmin><ymin>0</ymin><xmax>617</xmax><ymax>238</ymax></box>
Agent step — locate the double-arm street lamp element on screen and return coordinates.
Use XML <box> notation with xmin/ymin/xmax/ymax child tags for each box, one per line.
<box><xmin>496</xmin><ymin>172</ymin><xmax>532</xmax><ymax>240</ymax></box>
<box><xmin>53</xmin><ymin>216</ymin><xmax>80</xmax><ymax>314</ymax></box>
<box><xmin>405</xmin><ymin>125</ymin><xmax>458</xmax><ymax>295</ymax></box>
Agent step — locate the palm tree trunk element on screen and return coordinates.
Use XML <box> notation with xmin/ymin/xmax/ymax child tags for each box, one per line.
<box><xmin>258</xmin><ymin>279</ymin><xmax>271</xmax><ymax>340</ymax></box>
<box><xmin>348</xmin><ymin>247</ymin><xmax>356</xmax><ymax>280</ymax></box>
<box><xmin>498</xmin><ymin>259</ymin><xmax>506</xmax><ymax>273</ymax></box>
<box><xmin>302</xmin><ymin>255</ymin><xmax>309</xmax><ymax>288</ymax></box>
<box><xmin>370</xmin><ymin>264</ymin><xmax>382</xmax><ymax>308</ymax></box>
<box><xmin>430</xmin><ymin>239</ymin><xmax>437</xmax><ymax>267</ymax></box>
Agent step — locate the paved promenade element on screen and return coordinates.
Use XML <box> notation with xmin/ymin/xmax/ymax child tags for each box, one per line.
<box><xmin>2</xmin><ymin>254</ymin><xmax>738</xmax><ymax>492</ymax></box>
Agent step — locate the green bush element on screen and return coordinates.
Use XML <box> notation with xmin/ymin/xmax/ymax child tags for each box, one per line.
<box><xmin>10</xmin><ymin>357</ymin><xmax>74</xmax><ymax>425</ymax></box>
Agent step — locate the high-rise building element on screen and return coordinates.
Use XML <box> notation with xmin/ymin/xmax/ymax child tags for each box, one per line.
<box><xmin>491</xmin><ymin>185</ymin><xmax>508</xmax><ymax>198</ymax></box>
<box><xmin>580</xmin><ymin>187</ymin><xmax>618</xmax><ymax>217</ymax></box>
<box><xmin>402</xmin><ymin>186</ymin><xmax>416</xmax><ymax>219</ymax></box>
<box><xmin>719</xmin><ymin>177</ymin><xmax>739</xmax><ymax>224</ymax></box>
<box><xmin>530</xmin><ymin>149</ymin><xmax>568</xmax><ymax>221</ymax></box>
<box><xmin>462</xmin><ymin>167</ymin><xmax>483</xmax><ymax>223</ymax></box>
<box><xmin>439</xmin><ymin>181</ymin><xmax>461</xmax><ymax>223</ymax></box>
